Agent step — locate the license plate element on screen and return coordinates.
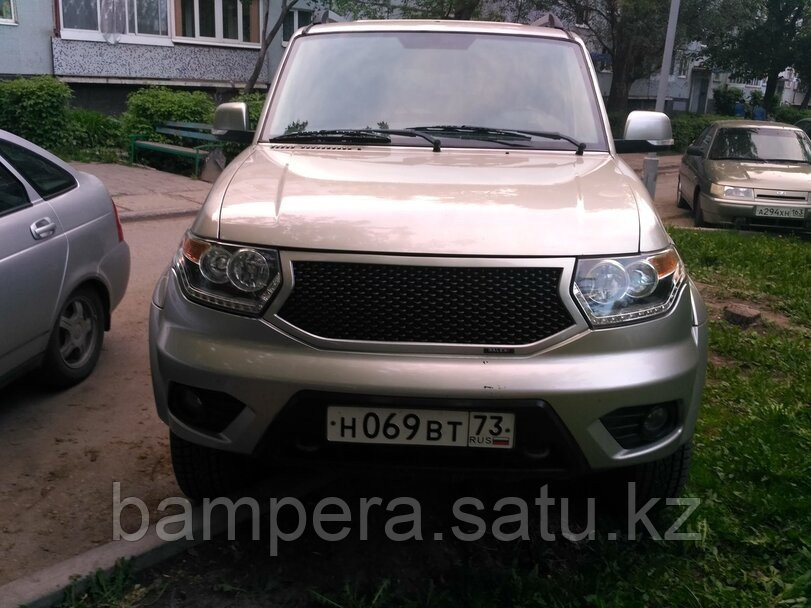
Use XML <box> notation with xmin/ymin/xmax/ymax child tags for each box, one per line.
<box><xmin>326</xmin><ymin>406</ymin><xmax>515</xmax><ymax>449</ymax></box>
<box><xmin>755</xmin><ymin>206</ymin><xmax>805</xmax><ymax>218</ymax></box>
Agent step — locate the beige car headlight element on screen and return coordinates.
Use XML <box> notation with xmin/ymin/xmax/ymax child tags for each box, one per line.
<box><xmin>573</xmin><ymin>247</ymin><xmax>686</xmax><ymax>327</ymax></box>
<box><xmin>175</xmin><ymin>232</ymin><xmax>282</xmax><ymax>315</ymax></box>
<box><xmin>710</xmin><ymin>183</ymin><xmax>754</xmax><ymax>199</ymax></box>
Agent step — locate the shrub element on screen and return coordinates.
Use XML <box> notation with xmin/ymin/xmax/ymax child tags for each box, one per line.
<box><xmin>0</xmin><ymin>76</ymin><xmax>72</xmax><ymax>149</ymax></box>
<box><xmin>748</xmin><ymin>90</ymin><xmax>764</xmax><ymax>109</ymax></box>
<box><xmin>772</xmin><ymin>105</ymin><xmax>811</xmax><ymax>125</ymax></box>
<box><xmin>67</xmin><ymin>108</ymin><xmax>124</xmax><ymax>149</ymax></box>
<box><xmin>233</xmin><ymin>92</ymin><xmax>266</xmax><ymax>128</ymax></box>
<box><xmin>670</xmin><ymin>113</ymin><xmax>733</xmax><ymax>151</ymax></box>
<box><xmin>121</xmin><ymin>86</ymin><xmax>215</xmax><ymax>137</ymax></box>
<box><xmin>712</xmin><ymin>85</ymin><xmax>744</xmax><ymax>116</ymax></box>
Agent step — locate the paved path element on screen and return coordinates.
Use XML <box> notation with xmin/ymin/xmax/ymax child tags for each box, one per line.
<box><xmin>71</xmin><ymin>163</ymin><xmax>210</xmax><ymax>221</ymax></box>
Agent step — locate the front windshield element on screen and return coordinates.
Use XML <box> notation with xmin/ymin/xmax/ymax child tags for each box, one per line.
<box><xmin>709</xmin><ymin>127</ymin><xmax>811</xmax><ymax>163</ymax></box>
<box><xmin>264</xmin><ymin>31</ymin><xmax>608</xmax><ymax>151</ymax></box>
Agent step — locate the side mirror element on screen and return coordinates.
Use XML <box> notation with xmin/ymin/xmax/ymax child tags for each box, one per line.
<box><xmin>213</xmin><ymin>102</ymin><xmax>253</xmax><ymax>143</ymax></box>
<box><xmin>685</xmin><ymin>145</ymin><xmax>704</xmax><ymax>156</ymax></box>
<box><xmin>614</xmin><ymin>111</ymin><xmax>674</xmax><ymax>153</ymax></box>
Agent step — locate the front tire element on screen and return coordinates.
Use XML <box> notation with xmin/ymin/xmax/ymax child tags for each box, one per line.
<box><xmin>693</xmin><ymin>190</ymin><xmax>706</xmax><ymax>227</ymax></box>
<box><xmin>599</xmin><ymin>442</ymin><xmax>693</xmax><ymax>511</ymax></box>
<box><xmin>676</xmin><ymin>177</ymin><xmax>690</xmax><ymax>209</ymax></box>
<box><xmin>170</xmin><ymin>431</ymin><xmax>258</xmax><ymax>500</ymax></box>
<box><xmin>41</xmin><ymin>287</ymin><xmax>105</xmax><ymax>389</ymax></box>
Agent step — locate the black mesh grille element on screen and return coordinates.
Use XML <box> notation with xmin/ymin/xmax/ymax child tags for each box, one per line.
<box><xmin>277</xmin><ymin>261</ymin><xmax>574</xmax><ymax>345</ymax></box>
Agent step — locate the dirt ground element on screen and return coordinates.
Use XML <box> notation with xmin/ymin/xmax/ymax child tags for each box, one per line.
<box><xmin>0</xmin><ymin>217</ymin><xmax>192</xmax><ymax>585</ymax></box>
<box><xmin>0</xmin><ymin>174</ymin><xmax>692</xmax><ymax>586</ymax></box>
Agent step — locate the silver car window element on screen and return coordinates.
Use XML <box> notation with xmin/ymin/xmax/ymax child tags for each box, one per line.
<box><xmin>0</xmin><ymin>162</ymin><xmax>30</xmax><ymax>217</ymax></box>
<box><xmin>0</xmin><ymin>141</ymin><xmax>77</xmax><ymax>200</ymax></box>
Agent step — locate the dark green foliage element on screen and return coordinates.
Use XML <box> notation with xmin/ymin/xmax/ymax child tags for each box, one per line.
<box><xmin>712</xmin><ymin>84</ymin><xmax>744</xmax><ymax>116</ymax></box>
<box><xmin>773</xmin><ymin>105</ymin><xmax>811</xmax><ymax>125</ymax></box>
<box><xmin>67</xmin><ymin>108</ymin><xmax>124</xmax><ymax>149</ymax></box>
<box><xmin>0</xmin><ymin>76</ymin><xmax>73</xmax><ymax>149</ymax></box>
<box><xmin>233</xmin><ymin>91</ymin><xmax>266</xmax><ymax>128</ymax></box>
<box><xmin>606</xmin><ymin>112</ymin><xmax>628</xmax><ymax>139</ymax></box>
<box><xmin>670</xmin><ymin>113</ymin><xmax>734</xmax><ymax>151</ymax></box>
<box><xmin>121</xmin><ymin>86</ymin><xmax>215</xmax><ymax>138</ymax></box>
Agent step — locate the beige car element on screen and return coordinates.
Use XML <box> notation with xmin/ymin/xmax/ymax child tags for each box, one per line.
<box><xmin>678</xmin><ymin>120</ymin><xmax>811</xmax><ymax>231</ymax></box>
<box><xmin>150</xmin><ymin>20</ymin><xmax>708</xmax><ymax>505</ymax></box>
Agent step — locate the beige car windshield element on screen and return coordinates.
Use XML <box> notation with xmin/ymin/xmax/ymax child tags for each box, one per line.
<box><xmin>265</xmin><ymin>32</ymin><xmax>608</xmax><ymax>151</ymax></box>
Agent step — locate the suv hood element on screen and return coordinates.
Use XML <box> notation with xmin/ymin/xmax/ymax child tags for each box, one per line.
<box><xmin>199</xmin><ymin>145</ymin><xmax>661</xmax><ymax>256</ymax></box>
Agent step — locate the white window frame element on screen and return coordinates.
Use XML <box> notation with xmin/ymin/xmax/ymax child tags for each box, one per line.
<box><xmin>59</xmin><ymin>0</ymin><xmax>173</xmax><ymax>46</ymax></box>
<box><xmin>281</xmin><ymin>9</ymin><xmax>312</xmax><ymax>47</ymax></box>
<box><xmin>0</xmin><ymin>0</ymin><xmax>17</xmax><ymax>25</ymax></box>
<box><xmin>172</xmin><ymin>0</ymin><xmax>262</xmax><ymax>49</ymax></box>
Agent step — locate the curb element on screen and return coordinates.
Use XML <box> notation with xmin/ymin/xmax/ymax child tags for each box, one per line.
<box><xmin>119</xmin><ymin>207</ymin><xmax>199</xmax><ymax>224</ymax></box>
<box><xmin>0</xmin><ymin>476</ymin><xmax>328</xmax><ymax>608</ymax></box>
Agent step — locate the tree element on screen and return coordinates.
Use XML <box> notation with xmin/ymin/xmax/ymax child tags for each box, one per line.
<box><xmin>790</xmin><ymin>17</ymin><xmax>811</xmax><ymax>108</ymax></box>
<box><xmin>700</xmin><ymin>0</ymin><xmax>810</xmax><ymax>110</ymax></box>
<box><xmin>332</xmin><ymin>0</ymin><xmax>485</xmax><ymax>20</ymax></box>
<box><xmin>244</xmin><ymin>0</ymin><xmax>305</xmax><ymax>94</ymax></box>
<box><xmin>544</xmin><ymin>0</ymin><xmax>705</xmax><ymax>113</ymax></box>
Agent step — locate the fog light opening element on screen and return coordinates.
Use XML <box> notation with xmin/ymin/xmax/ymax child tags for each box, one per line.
<box><xmin>168</xmin><ymin>384</ymin><xmax>247</xmax><ymax>435</ymax></box>
<box><xmin>640</xmin><ymin>405</ymin><xmax>670</xmax><ymax>440</ymax></box>
<box><xmin>176</xmin><ymin>387</ymin><xmax>206</xmax><ymax>424</ymax></box>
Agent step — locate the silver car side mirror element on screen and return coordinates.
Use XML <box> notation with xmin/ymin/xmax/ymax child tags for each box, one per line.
<box><xmin>213</xmin><ymin>102</ymin><xmax>253</xmax><ymax>143</ymax></box>
<box><xmin>615</xmin><ymin>111</ymin><xmax>674</xmax><ymax>153</ymax></box>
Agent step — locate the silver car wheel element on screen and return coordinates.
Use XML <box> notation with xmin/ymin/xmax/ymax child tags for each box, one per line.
<box><xmin>57</xmin><ymin>296</ymin><xmax>99</xmax><ymax>369</ymax></box>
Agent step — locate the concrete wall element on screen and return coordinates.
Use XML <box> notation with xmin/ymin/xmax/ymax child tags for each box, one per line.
<box><xmin>0</xmin><ymin>0</ymin><xmax>54</xmax><ymax>76</ymax></box>
<box><xmin>52</xmin><ymin>38</ymin><xmax>271</xmax><ymax>85</ymax></box>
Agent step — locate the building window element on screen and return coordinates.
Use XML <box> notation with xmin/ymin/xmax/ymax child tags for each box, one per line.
<box><xmin>60</xmin><ymin>0</ymin><xmax>167</xmax><ymax>36</ymax></box>
<box><xmin>574</xmin><ymin>5</ymin><xmax>590</xmax><ymax>26</ymax></box>
<box><xmin>670</xmin><ymin>52</ymin><xmax>689</xmax><ymax>78</ymax></box>
<box><xmin>131</xmin><ymin>0</ymin><xmax>169</xmax><ymax>35</ymax></box>
<box><xmin>62</xmin><ymin>0</ymin><xmax>99</xmax><ymax>30</ymax></box>
<box><xmin>0</xmin><ymin>0</ymin><xmax>16</xmax><ymax>24</ymax></box>
<box><xmin>283</xmin><ymin>9</ymin><xmax>312</xmax><ymax>43</ymax></box>
<box><xmin>175</xmin><ymin>0</ymin><xmax>260</xmax><ymax>44</ymax></box>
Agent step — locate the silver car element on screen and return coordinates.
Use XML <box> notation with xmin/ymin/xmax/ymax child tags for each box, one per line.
<box><xmin>150</xmin><ymin>20</ymin><xmax>708</xmax><ymax>504</ymax></box>
<box><xmin>678</xmin><ymin>120</ymin><xmax>811</xmax><ymax>231</ymax></box>
<box><xmin>0</xmin><ymin>130</ymin><xmax>130</xmax><ymax>389</ymax></box>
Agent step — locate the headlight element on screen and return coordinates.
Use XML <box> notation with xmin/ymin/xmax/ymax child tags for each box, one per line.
<box><xmin>175</xmin><ymin>232</ymin><xmax>282</xmax><ymax>315</ymax></box>
<box><xmin>573</xmin><ymin>248</ymin><xmax>685</xmax><ymax>326</ymax></box>
<box><xmin>709</xmin><ymin>183</ymin><xmax>754</xmax><ymax>199</ymax></box>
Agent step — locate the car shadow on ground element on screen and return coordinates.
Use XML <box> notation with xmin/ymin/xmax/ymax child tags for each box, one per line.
<box><xmin>127</xmin><ymin>470</ymin><xmax>686</xmax><ymax>607</ymax></box>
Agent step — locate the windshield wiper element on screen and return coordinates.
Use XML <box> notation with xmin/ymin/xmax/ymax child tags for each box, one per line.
<box><xmin>369</xmin><ymin>129</ymin><xmax>442</xmax><ymax>152</ymax></box>
<box><xmin>762</xmin><ymin>158</ymin><xmax>811</xmax><ymax>164</ymax></box>
<box><xmin>410</xmin><ymin>125</ymin><xmax>586</xmax><ymax>155</ymax></box>
<box><xmin>270</xmin><ymin>128</ymin><xmax>442</xmax><ymax>151</ymax></box>
<box><xmin>270</xmin><ymin>130</ymin><xmax>392</xmax><ymax>145</ymax></box>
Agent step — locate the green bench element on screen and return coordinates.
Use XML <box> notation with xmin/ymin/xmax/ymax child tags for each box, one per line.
<box><xmin>129</xmin><ymin>121</ymin><xmax>220</xmax><ymax>177</ymax></box>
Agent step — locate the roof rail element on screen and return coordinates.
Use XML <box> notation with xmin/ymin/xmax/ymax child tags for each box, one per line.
<box><xmin>531</xmin><ymin>13</ymin><xmax>574</xmax><ymax>40</ymax></box>
<box><xmin>302</xmin><ymin>9</ymin><xmax>339</xmax><ymax>35</ymax></box>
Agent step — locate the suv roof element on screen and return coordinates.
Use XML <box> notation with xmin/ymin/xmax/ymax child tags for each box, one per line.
<box><xmin>301</xmin><ymin>19</ymin><xmax>572</xmax><ymax>40</ymax></box>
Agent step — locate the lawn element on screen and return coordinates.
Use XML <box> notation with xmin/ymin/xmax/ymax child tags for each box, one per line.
<box><xmin>61</xmin><ymin>228</ymin><xmax>810</xmax><ymax>608</ymax></box>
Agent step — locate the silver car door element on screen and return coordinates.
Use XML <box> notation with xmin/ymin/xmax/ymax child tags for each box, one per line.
<box><xmin>0</xmin><ymin>158</ymin><xmax>68</xmax><ymax>376</ymax></box>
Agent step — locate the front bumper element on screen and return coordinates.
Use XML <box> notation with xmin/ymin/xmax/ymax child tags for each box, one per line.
<box><xmin>150</xmin><ymin>271</ymin><xmax>708</xmax><ymax>473</ymax></box>
<box><xmin>700</xmin><ymin>193</ymin><xmax>811</xmax><ymax>230</ymax></box>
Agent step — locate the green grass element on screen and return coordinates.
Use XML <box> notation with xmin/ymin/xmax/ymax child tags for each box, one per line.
<box><xmin>61</xmin><ymin>229</ymin><xmax>810</xmax><ymax>608</ymax></box>
<box><xmin>670</xmin><ymin>227</ymin><xmax>811</xmax><ymax>325</ymax></box>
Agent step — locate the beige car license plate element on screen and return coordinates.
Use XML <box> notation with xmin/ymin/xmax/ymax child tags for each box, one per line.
<box><xmin>755</xmin><ymin>206</ymin><xmax>805</xmax><ymax>218</ymax></box>
<box><xmin>327</xmin><ymin>406</ymin><xmax>515</xmax><ymax>449</ymax></box>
